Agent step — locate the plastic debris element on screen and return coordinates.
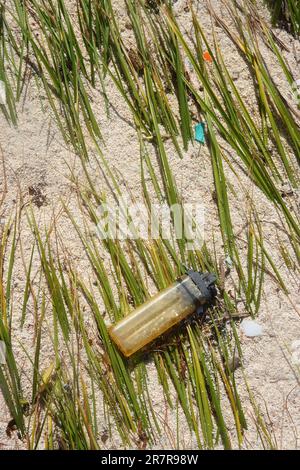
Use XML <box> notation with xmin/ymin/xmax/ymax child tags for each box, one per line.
<box><xmin>194</xmin><ymin>122</ymin><xmax>205</xmax><ymax>143</ymax></box>
<box><xmin>109</xmin><ymin>271</ymin><xmax>216</xmax><ymax>357</ymax></box>
<box><xmin>203</xmin><ymin>50</ymin><xmax>213</xmax><ymax>63</ymax></box>
<box><xmin>240</xmin><ymin>319</ymin><xmax>263</xmax><ymax>337</ymax></box>
<box><xmin>0</xmin><ymin>80</ymin><xmax>6</xmax><ymax>106</ymax></box>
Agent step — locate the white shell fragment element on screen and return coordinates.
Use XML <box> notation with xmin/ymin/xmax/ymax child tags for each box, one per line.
<box><xmin>0</xmin><ymin>80</ymin><xmax>7</xmax><ymax>106</ymax></box>
<box><xmin>240</xmin><ymin>319</ymin><xmax>263</xmax><ymax>337</ymax></box>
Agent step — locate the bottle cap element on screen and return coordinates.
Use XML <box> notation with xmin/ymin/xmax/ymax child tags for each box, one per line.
<box><xmin>186</xmin><ymin>270</ymin><xmax>217</xmax><ymax>301</ymax></box>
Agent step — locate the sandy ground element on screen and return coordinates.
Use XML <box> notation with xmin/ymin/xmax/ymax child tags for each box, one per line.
<box><xmin>0</xmin><ymin>0</ymin><xmax>300</xmax><ymax>449</ymax></box>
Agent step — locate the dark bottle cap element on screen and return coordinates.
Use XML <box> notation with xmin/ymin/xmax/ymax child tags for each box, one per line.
<box><xmin>186</xmin><ymin>270</ymin><xmax>217</xmax><ymax>302</ymax></box>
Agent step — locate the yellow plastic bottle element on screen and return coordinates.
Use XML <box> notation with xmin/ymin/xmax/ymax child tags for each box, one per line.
<box><xmin>109</xmin><ymin>271</ymin><xmax>216</xmax><ymax>357</ymax></box>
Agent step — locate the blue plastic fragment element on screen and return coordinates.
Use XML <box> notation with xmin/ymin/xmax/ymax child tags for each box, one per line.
<box><xmin>194</xmin><ymin>122</ymin><xmax>205</xmax><ymax>143</ymax></box>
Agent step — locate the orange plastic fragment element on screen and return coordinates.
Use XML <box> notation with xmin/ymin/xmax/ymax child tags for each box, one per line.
<box><xmin>203</xmin><ymin>51</ymin><xmax>213</xmax><ymax>62</ymax></box>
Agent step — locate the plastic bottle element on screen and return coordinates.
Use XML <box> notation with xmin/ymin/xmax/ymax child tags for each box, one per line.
<box><xmin>109</xmin><ymin>271</ymin><xmax>216</xmax><ymax>357</ymax></box>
